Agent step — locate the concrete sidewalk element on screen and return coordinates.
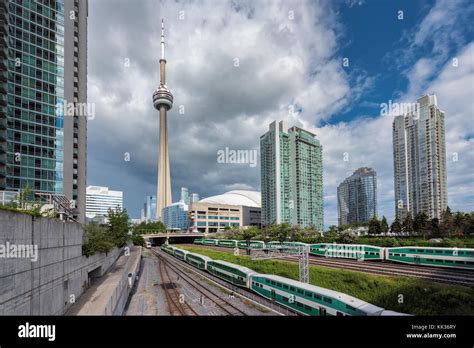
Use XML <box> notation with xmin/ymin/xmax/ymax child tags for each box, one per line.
<box><xmin>66</xmin><ymin>246</ymin><xmax>141</xmax><ymax>315</ymax></box>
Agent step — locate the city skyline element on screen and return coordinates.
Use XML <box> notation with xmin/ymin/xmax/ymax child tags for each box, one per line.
<box><xmin>85</xmin><ymin>0</ymin><xmax>474</xmax><ymax>227</ymax></box>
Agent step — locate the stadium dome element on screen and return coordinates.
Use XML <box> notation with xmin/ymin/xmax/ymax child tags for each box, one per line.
<box><xmin>199</xmin><ymin>190</ymin><xmax>261</xmax><ymax>208</ymax></box>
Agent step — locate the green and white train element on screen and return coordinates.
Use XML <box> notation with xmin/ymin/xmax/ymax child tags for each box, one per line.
<box><xmin>310</xmin><ymin>243</ymin><xmax>384</xmax><ymax>260</ymax></box>
<box><xmin>193</xmin><ymin>239</ymin><xmax>473</xmax><ymax>270</ymax></box>
<box><xmin>250</xmin><ymin>274</ymin><xmax>399</xmax><ymax>316</ymax></box>
<box><xmin>385</xmin><ymin>247</ymin><xmax>474</xmax><ymax>270</ymax></box>
<box><xmin>160</xmin><ymin>244</ymin><xmax>407</xmax><ymax>316</ymax></box>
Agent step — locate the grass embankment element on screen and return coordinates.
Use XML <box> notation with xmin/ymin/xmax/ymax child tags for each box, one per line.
<box><xmin>179</xmin><ymin>245</ymin><xmax>474</xmax><ymax>316</ymax></box>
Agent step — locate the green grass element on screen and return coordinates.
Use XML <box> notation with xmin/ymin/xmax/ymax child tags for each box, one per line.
<box><xmin>179</xmin><ymin>245</ymin><xmax>474</xmax><ymax>316</ymax></box>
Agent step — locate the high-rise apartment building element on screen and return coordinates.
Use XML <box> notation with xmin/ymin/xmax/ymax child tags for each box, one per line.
<box><xmin>0</xmin><ymin>0</ymin><xmax>88</xmax><ymax>222</ymax></box>
<box><xmin>337</xmin><ymin>167</ymin><xmax>377</xmax><ymax>226</ymax></box>
<box><xmin>392</xmin><ymin>94</ymin><xmax>447</xmax><ymax>221</ymax></box>
<box><xmin>260</xmin><ymin>121</ymin><xmax>323</xmax><ymax>230</ymax></box>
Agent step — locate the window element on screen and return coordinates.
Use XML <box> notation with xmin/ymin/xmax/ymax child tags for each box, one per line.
<box><xmin>323</xmin><ymin>297</ymin><xmax>333</xmax><ymax>304</ymax></box>
<box><xmin>304</xmin><ymin>291</ymin><xmax>312</xmax><ymax>297</ymax></box>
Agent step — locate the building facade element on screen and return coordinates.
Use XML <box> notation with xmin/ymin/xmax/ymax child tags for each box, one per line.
<box><xmin>85</xmin><ymin>186</ymin><xmax>123</xmax><ymax>220</ymax></box>
<box><xmin>188</xmin><ymin>190</ymin><xmax>261</xmax><ymax>233</ymax></box>
<box><xmin>260</xmin><ymin>121</ymin><xmax>323</xmax><ymax>230</ymax></box>
<box><xmin>337</xmin><ymin>167</ymin><xmax>377</xmax><ymax>226</ymax></box>
<box><xmin>392</xmin><ymin>94</ymin><xmax>447</xmax><ymax>221</ymax></box>
<box><xmin>0</xmin><ymin>0</ymin><xmax>88</xmax><ymax>222</ymax></box>
<box><xmin>162</xmin><ymin>200</ymin><xmax>189</xmax><ymax>231</ymax></box>
<box><xmin>141</xmin><ymin>195</ymin><xmax>156</xmax><ymax>222</ymax></box>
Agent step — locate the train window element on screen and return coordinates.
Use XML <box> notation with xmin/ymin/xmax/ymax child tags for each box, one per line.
<box><xmin>402</xmin><ymin>254</ymin><xmax>406</xmax><ymax>256</ymax></box>
<box><xmin>417</xmin><ymin>250</ymin><xmax>424</xmax><ymax>252</ymax></box>
<box><xmin>304</xmin><ymin>305</ymin><xmax>311</xmax><ymax>310</ymax></box>
<box><xmin>297</xmin><ymin>289</ymin><xmax>304</xmax><ymax>294</ymax></box>
<box><xmin>445</xmin><ymin>260</ymin><xmax>453</xmax><ymax>263</ymax></box>
<box><xmin>467</xmin><ymin>252</ymin><xmax>474</xmax><ymax>256</ymax></box>
<box><xmin>346</xmin><ymin>305</ymin><xmax>355</xmax><ymax>311</ymax></box>
<box><xmin>290</xmin><ymin>286</ymin><xmax>295</xmax><ymax>292</ymax></box>
<box><xmin>467</xmin><ymin>262</ymin><xmax>474</xmax><ymax>265</ymax></box>
<box><xmin>283</xmin><ymin>285</ymin><xmax>289</xmax><ymax>289</ymax></box>
<box><xmin>409</xmin><ymin>249</ymin><xmax>415</xmax><ymax>252</ymax></box>
<box><xmin>455</xmin><ymin>261</ymin><xmax>464</xmax><ymax>264</ymax></box>
<box><xmin>305</xmin><ymin>291</ymin><xmax>312</xmax><ymax>297</ymax></box>
<box><xmin>435</xmin><ymin>250</ymin><xmax>443</xmax><ymax>254</ymax></box>
<box><xmin>271</xmin><ymin>281</ymin><xmax>276</xmax><ymax>285</ymax></box>
<box><xmin>323</xmin><ymin>297</ymin><xmax>333</xmax><ymax>304</ymax></box>
<box><xmin>314</xmin><ymin>295</ymin><xmax>322</xmax><ymax>300</ymax></box>
<box><xmin>435</xmin><ymin>259</ymin><xmax>443</xmax><ymax>263</ymax></box>
<box><xmin>296</xmin><ymin>302</ymin><xmax>303</xmax><ymax>308</ymax></box>
<box><xmin>427</xmin><ymin>259</ymin><xmax>433</xmax><ymax>262</ymax></box>
<box><xmin>282</xmin><ymin>297</ymin><xmax>288</xmax><ymax>302</ymax></box>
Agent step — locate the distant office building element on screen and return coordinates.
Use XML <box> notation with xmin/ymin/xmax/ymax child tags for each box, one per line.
<box><xmin>181</xmin><ymin>187</ymin><xmax>190</xmax><ymax>205</ymax></box>
<box><xmin>190</xmin><ymin>192</ymin><xmax>200</xmax><ymax>204</ymax></box>
<box><xmin>392</xmin><ymin>94</ymin><xmax>447</xmax><ymax>221</ymax></box>
<box><xmin>0</xmin><ymin>0</ymin><xmax>89</xmax><ymax>222</ymax></box>
<box><xmin>162</xmin><ymin>201</ymin><xmax>189</xmax><ymax>231</ymax></box>
<box><xmin>85</xmin><ymin>186</ymin><xmax>123</xmax><ymax>220</ymax></box>
<box><xmin>189</xmin><ymin>190</ymin><xmax>261</xmax><ymax>233</ymax></box>
<box><xmin>142</xmin><ymin>195</ymin><xmax>156</xmax><ymax>222</ymax></box>
<box><xmin>337</xmin><ymin>167</ymin><xmax>377</xmax><ymax>227</ymax></box>
<box><xmin>260</xmin><ymin>121</ymin><xmax>323</xmax><ymax>230</ymax></box>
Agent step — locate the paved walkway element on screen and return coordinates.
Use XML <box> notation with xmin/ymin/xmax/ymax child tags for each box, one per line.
<box><xmin>66</xmin><ymin>247</ymin><xmax>141</xmax><ymax>315</ymax></box>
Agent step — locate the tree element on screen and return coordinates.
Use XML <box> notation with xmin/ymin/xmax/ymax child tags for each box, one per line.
<box><xmin>430</xmin><ymin>218</ymin><xmax>440</xmax><ymax>237</ymax></box>
<box><xmin>402</xmin><ymin>214</ymin><xmax>414</xmax><ymax>233</ymax></box>
<box><xmin>380</xmin><ymin>216</ymin><xmax>389</xmax><ymax>234</ymax></box>
<box><xmin>107</xmin><ymin>207</ymin><xmax>130</xmax><ymax>248</ymax></box>
<box><xmin>413</xmin><ymin>212</ymin><xmax>429</xmax><ymax>238</ymax></box>
<box><xmin>440</xmin><ymin>206</ymin><xmax>453</xmax><ymax>237</ymax></box>
<box><xmin>82</xmin><ymin>222</ymin><xmax>115</xmax><ymax>256</ymax></box>
<box><xmin>390</xmin><ymin>217</ymin><xmax>402</xmax><ymax>233</ymax></box>
<box><xmin>133</xmin><ymin>220</ymin><xmax>166</xmax><ymax>234</ymax></box>
<box><xmin>368</xmin><ymin>217</ymin><xmax>381</xmax><ymax>235</ymax></box>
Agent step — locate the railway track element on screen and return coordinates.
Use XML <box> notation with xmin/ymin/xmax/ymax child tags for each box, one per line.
<box><xmin>157</xmin><ymin>252</ymin><xmax>199</xmax><ymax>316</ymax></box>
<box><xmin>152</xmin><ymin>248</ymin><xmax>248</xmax><ymax>316</ymax></box>
<box><xmin>184</xmin><ymin>244</ymin><xmax>474</xmax><ymax>287</ymax></box>
<box><xmin>152</xmin><ymin>248</ymin><xmax>299</xmax><ymax>316</ymax></box>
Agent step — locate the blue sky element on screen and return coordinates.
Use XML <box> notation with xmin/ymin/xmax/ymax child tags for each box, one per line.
<box><xmin>87</xmin><ymin>0</ymin><xmax>474</xmax><ymax>228</ymax></box>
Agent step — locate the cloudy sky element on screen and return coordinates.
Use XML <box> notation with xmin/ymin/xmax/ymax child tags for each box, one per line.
<box><xmin>86</xmin><ymin>0</ymin><xmax>474</xmax><ymax>227</ymax></box>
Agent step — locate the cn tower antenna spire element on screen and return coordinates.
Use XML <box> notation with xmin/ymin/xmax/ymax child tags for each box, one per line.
<box><xmin>161</xmin><ymin>19</ymin><xmax>165</xmax><ymax>61</ymax></box>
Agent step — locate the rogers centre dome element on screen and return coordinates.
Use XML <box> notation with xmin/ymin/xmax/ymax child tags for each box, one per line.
<box><xmin>199</xmin><ymin>190</ymin><xmax>261</xmax><ymax>208</ymax></box>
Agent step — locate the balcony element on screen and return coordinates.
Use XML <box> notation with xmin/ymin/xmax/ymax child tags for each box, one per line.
<box><xmin>0</xmin><ymin>71</ymin><xmax>6</xmax><ymax>83</ymax></box>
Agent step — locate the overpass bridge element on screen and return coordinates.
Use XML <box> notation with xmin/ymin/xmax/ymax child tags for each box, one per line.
<box><xmin>142</xmin><ymin>232</ymin><xmax>205</xmax><ymax>246</ymax></box>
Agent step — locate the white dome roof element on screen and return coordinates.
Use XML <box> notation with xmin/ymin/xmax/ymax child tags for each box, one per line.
<box><xmin>199</xmin><ymin>190</ymin><xmax>261</xmax><ymax>208</ymax></box>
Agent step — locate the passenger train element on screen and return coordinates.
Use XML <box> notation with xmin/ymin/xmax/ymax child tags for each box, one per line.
<box><xmin>193</xmin><ymin>239</ymin><xmax>474</xmax><ymax>270</ymax></box>
<box><xmin>160</xmin><ymin>243</ymin><xmax>407</xmax><ymax>316</ymax></box>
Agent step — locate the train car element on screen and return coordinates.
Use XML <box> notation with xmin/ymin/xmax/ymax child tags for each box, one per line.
<box><xmin>194</xmin><ymin>238</ymin><xmax>204</xmax><ymax>245</ymax></box>
<box><xmin>267</xmin><ymin>241</ymin><xmax>282</xmax><ymax>250</ymax></box>
<box><xmin>282</xmin><ymin>241</ymin><xmax>310</xmax><ymax>253</ymax></box>
<box><xmin>237</xmin><ymin>240</ymin><xmax>265</xmax><ymax>249</ymax></box>
<box><xmin>385</xmin><ymin>247</ymin><xmax>474</xmax><ymax>270</ymax></box>
<box><xmin>203</xmin><ymin>239</ymin><xmax>218</xmax><ymax>246</ymax></box>
<box><xmin>249</xmin><ymin>274</ymin><xmax>387</xmax><ymax>316</ymax></box>
<box><xmin>186</xmin><ymin>252</ymin><xmax>213</xmax><ymax>270</ymax></box>
<box><xmin>217</xmin><ymin>239</ymin><xmax>238</xmax><ymax>248</ymax></box>
<box><xmin>173</xmin><ymin>248</ymin><xmax>189</xmax><ymax>261</ymax></box>
<box><xmin>206</xmin><ymin>260</ymin><xmax>256</xmax><ymax>287</ymax></box>
<box><xmin>161</xmin><ymin>244</ymin><xmax>175</xmax><ymax>255</ymax></box>
<box><xmin>310</xmin><ymin>243</ymin><xmax>384</xmax><ymax>260</ymax></box>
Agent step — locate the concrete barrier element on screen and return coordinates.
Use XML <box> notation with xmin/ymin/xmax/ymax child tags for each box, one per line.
<box><xmin>0</xmin><ymin>210</ymin><xmax>121</xmax><ymax>315</ymax></box>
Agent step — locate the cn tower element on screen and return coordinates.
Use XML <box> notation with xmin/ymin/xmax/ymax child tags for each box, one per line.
<box><xmin>153</xmin><ymin>19</ymin><xmax>173</xmax><ymax>220</ymax></box>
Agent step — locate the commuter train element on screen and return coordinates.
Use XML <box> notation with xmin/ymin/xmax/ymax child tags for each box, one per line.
<box><xmin>160</xmin><ymin>243</ymin><xmax>407</xmax><ymax>316</ymax></box>
<box><xmin>192</xmin><ymin>239</ymin><xmax>474</xmax><ymax>270</ymax></box>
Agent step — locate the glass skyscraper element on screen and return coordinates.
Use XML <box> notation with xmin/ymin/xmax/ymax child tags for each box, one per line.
<box><xmin>392</xmin><ymin>94</ymin><xmax>447</xmax><ymax>220</ymax></box>
<box><xmin>0</xmin><ymin>0</ymin><xmax>88</xmax><ymax>222</ymax></box>
<box><xmin>337</xmin><ymin>167</ymin><xmax>377</xmax><ymax>227</ymax></box>
<box><xmin>260</xmin><ymin>121</ymin><xmax>323</xmax><ymax>230</ymax></box>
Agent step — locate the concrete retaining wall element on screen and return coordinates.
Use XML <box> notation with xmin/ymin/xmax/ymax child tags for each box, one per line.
<box><xmin>0</xmin><ymin>210</ymin><xmax>121</xmax><ymax>315</ymax></box>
